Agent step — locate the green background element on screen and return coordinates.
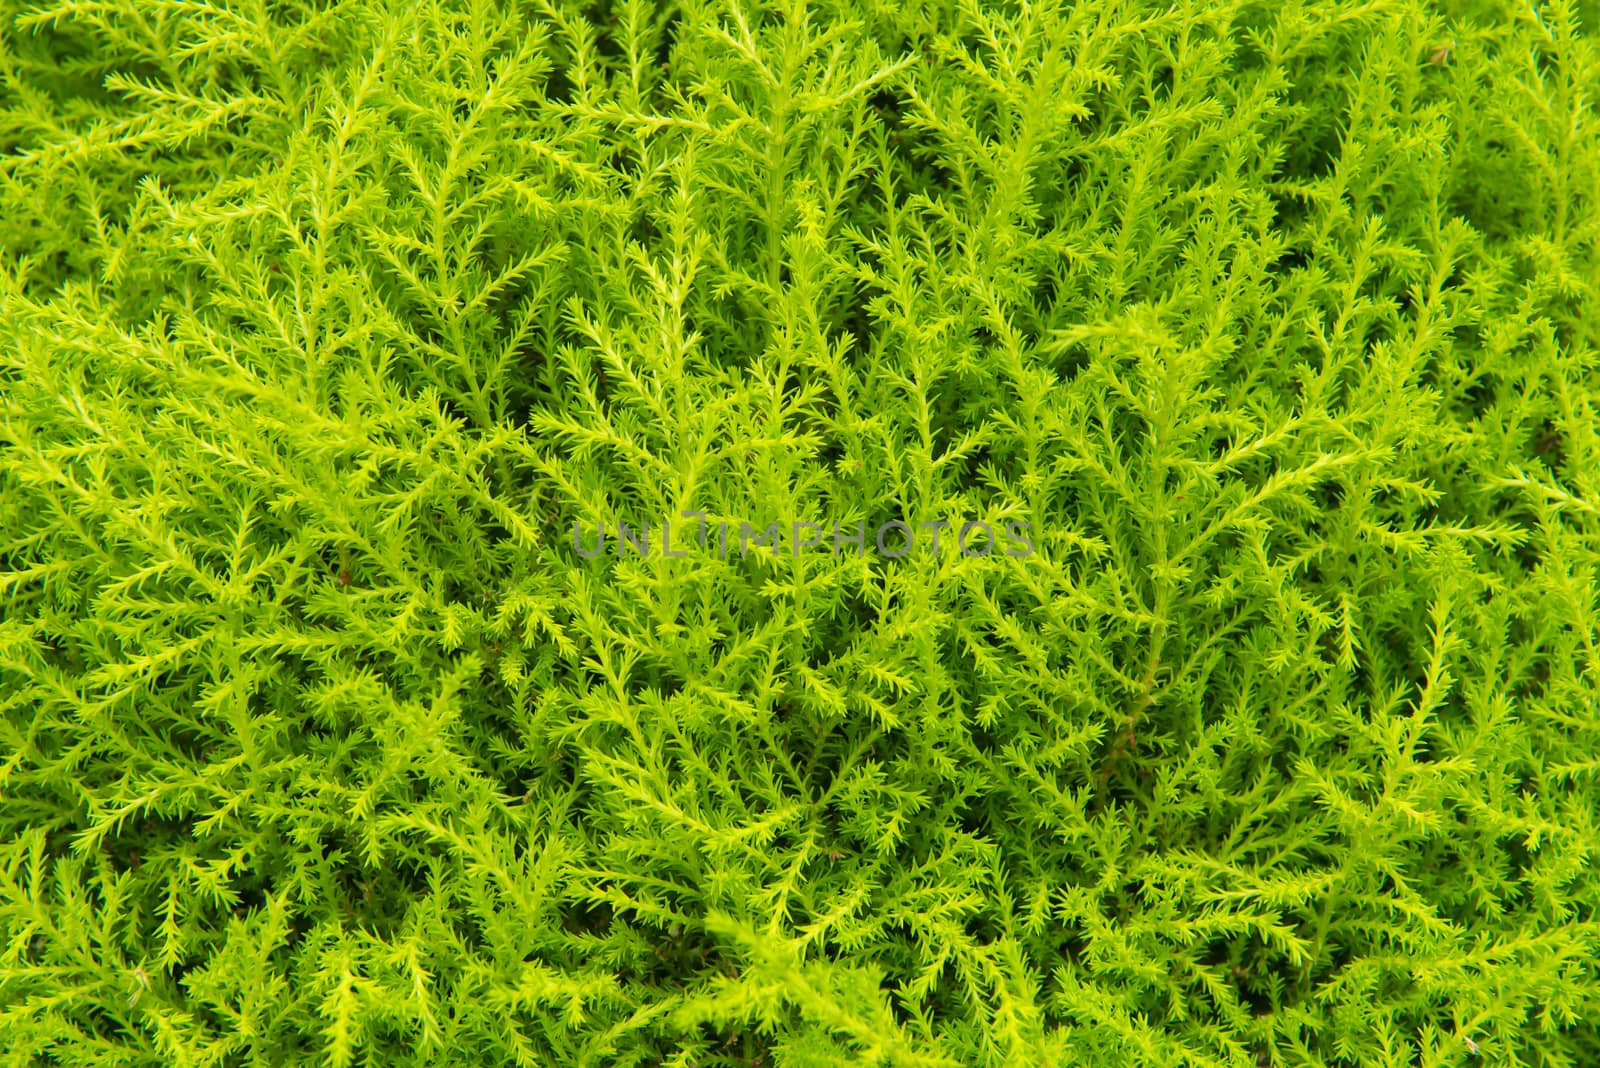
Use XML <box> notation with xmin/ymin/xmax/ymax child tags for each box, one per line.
<box><xmin>2</xmin><ymin>0</ymin><xmax>1598</xmax><ymax>1064</ymax></box>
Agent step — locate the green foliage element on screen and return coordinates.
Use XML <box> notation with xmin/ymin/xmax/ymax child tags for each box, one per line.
<box><xmin>3</xmin><ymin>0</ymin><xmax>1599</xmax><ymax>1064</ymax></box>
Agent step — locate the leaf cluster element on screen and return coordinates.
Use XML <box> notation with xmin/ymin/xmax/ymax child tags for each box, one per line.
<box><xmin>3</xmin><ymin>0</ymin><xmax>1599</xmax><ymax>1065</ymax></box>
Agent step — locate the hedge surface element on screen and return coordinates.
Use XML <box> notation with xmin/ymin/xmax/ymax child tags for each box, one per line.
<box><xmin>2</xmin><ymin>0</ymin><xmax>1598</xmax><ymax>1065</ymax></box>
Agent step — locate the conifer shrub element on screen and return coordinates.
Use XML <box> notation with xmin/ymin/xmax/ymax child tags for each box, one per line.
<box><xmin>2</xmin><ymin>0</ymin><xmax>1599</xmax><ymax>1064</ymax></box>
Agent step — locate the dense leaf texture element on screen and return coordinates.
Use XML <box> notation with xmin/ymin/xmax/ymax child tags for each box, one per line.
<box><xmin>3</xmin><ymin>0</ymin><xmax>1599</xmax><ymax>1064</ymax></box>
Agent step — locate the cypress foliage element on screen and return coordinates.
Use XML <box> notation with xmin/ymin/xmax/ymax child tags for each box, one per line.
<box><xmin>2</xmin><ymin>0</ymin><xmax>1598</xmax><ymax>1064</ymax></box>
